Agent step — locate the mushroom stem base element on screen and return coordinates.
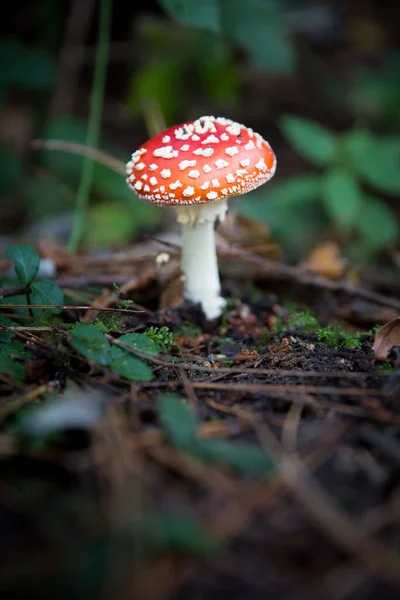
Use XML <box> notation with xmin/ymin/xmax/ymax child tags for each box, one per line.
<box><xmin>180</xmin><ymin>219</ymin><xmax>226</xmax><ymax>320</ymax></box>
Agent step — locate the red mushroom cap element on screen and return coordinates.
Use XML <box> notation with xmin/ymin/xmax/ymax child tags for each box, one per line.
<box><xmin>126</xmin><ymin>116</ymin><xmax>276</xmax><ymax>206</ymax></box>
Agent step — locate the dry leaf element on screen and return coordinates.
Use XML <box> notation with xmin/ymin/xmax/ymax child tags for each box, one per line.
<box><xmin>371</xmin><ymin>317</ymin><xmax>400</xmax><ymax>359</ymax></box>
<box><xmin>301</xmin><ymin>241</ymin><xmax>344</xmax><ymax>279</ymax></box>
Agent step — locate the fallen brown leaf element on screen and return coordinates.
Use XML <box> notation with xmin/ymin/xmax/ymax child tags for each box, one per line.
<box><xmin>371</xmin><ymin>317</ymin><xmax>400</xmax><ymax>359</ymax></box>
<box><xmin>301</xmin><ymin>241</ymin><xmax>345</xmax><ymax>279</ymax></box>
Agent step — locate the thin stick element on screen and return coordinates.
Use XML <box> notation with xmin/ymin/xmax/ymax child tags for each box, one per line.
<box><xmin>31</xmin><ymin>139</ymin><xmax>125</xmax><ymax>176</ymax></box>
<box><xmin>67</xmin><ymin>0</ymin><xmax>112</xmax><ymax>252</ymax></box>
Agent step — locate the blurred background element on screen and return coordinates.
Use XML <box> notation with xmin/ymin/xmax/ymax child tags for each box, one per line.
<box><xmin>0</xmin><ymin>0</ymin><xmax>399</xmax><ymax>265</ymax></box>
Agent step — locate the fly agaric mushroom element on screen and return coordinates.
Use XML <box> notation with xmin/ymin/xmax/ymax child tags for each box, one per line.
<box><xmin>126</xmin><ymin>116</ymin><xmax>276</xmax><ymax>320</ymax></box>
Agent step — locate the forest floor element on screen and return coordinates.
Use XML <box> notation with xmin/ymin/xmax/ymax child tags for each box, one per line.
<box><xmin>0</xmin><ymin>234</ymin><xmax>399</xmax><ymax>600</ymax></box>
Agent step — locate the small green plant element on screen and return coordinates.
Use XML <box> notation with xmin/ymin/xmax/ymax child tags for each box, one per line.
<box><xmin>286</xmin><ymin>310</ymin><xmax>319</xmax><ymax>332</ymax></box>
<box><xmin>69</xmin><ymin>324</ymin><xmax>158</xmax><ymax>381</ymax></box>
<box><xmin>144</xmin><ymin>326</ymin><xmax>182</xmax><ymax>355</ymax></box>
<box><xmin>92</xmin><ymin>314</ymin><xmax>120</xmax><ymax>333</ymax></box>
<box><xmin>5</xmin><ymin>245</ymin><xmax>64</xmax><ymax>316</ymax></box>
<box><xmin>317</xmin><ymin>325</ymin><xmax>362</xmax><ymax>350</ymax></box>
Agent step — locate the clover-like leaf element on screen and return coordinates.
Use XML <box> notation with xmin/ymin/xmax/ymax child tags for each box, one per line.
<box><xmin>6</xmin><ymin>245</ymin><xmax>40</xmax><ymax>284</ymax></box>
<box><xmin>30</xmin><ymin>280</ymin><xmax>64</xmax><ymax>313</ymax></box>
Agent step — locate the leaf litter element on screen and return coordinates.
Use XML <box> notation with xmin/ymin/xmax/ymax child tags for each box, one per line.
<box><xmin>0</xmin><ymin>243</ymin><xmax>399</xmax><ymax>600</ymax></box>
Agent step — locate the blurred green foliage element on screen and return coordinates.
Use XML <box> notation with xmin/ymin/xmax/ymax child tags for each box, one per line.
<box><xmin>238</xmin><ymin>116</ymin><xmax>400</xmax><ymax>260</ymax></box>
<box><xmin>0</xmin><ymin>0</ymin><xmax>399</xmax><ymax>262</ymax></box>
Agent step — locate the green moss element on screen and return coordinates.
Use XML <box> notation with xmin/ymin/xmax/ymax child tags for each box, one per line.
<box><xmin>286</xmin><ymin>310</ymin><xmax>319</xmax><ymax>332</ymax></box>
<box><xmin>145</xmin><ymin>325</ymin><xmax>183</xmax><ymax>356</ymax></box>
<box><xmin>317</xmin><ymin>326</ymin><xmax>362</xmax><ymax>350</ymax></box>
<box><xmin>175</xmin><ymin>321</ymin><xmax>202</xmax><ymax>338</ymax></box>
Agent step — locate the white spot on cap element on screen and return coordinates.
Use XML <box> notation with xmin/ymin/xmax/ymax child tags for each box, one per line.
<box><xmin>144</xmin><ymin>184</ymin><xmax>150</xmax><ymax>192</ymax></box>
<box><xmin>162</xmin><ymin>135</ymin><xmax>171</xmax><ymax>143</ymax></box>
<box><xmin>134</xmin><ymin>181</ymin><xmax>143</xmax><ymax>191</ymax></box>
<box><xmin>179</xmin><ymin>159</ymin><xmax>196</xmax><ymax>170</ymax></box>
<box><xmin>174</xmin><ymin>126</ymin><xmax>193</xmax><ymax>140</ymax></box>
<box><xmin>141</xmin><ymin>173</ymin><xmax>148</xmax><ymax>180</ymax></box>
<box><xmin>226</xmin><ymin>173</ymin><xmax>235</xmax><ymax>183</ymax></box>
<box><xmin>203</xmin><ymin>164</ymin><xmax>212</xmax><ymax>173</ymax></box>
<box><xmin>153</xmin><ymin>146</ymin><xmax>179</xmax><ymax>159</ymax></box>
<box><xmin>188</xmin><ymin>170</ymin><xmax>200</xmax><ymax>179</ymax></box>
<box><xmin>202</xmin><ymin>134</ymin><xmax>220</xmax><ymax>144</ymax></box>
<box><xmin>169</xmin><ymin>180</ymin><xmax>183</xmax><ymax>190</ymax></box>
<box><xmin>236</xmin><ymin>169</ymin><xmax>247</xmax><ymax>177</ymax></box>
<box><xmin>226</xmin><ymin>123</ymin><xmax>241</xmax><ymax>136</ymax></box>
<box><xmin>159</xmin><ymin>185</ymin><xmax>165</xmax><ymax>192</ymax></box>
<box><xmin>180</xmin><ymin>144</ymin><xmax>190</xmax><ymax>151</ymax></box>
<box><xmin>240</xmin><ymin>158</ymin><xmax>250</xmax><ymax>167</ymax></box>
<box><xmin>245</xmin><ymin>140</ymin><xmax>256</xmax><ymax>151</ymax></box>
<box><xmin>207</xmin><ymin>191</ymin><xmax>219</xmax><ymax>200</ymax></box>
<box><xmin>183</xmin><ymin>186</ymin><xmax>195</xmax><ymax>197</ymax></box>
<box><xmin>193</xmin><ymin>147</ymin><xmax>214</xmax><ymax>157</ymax></box>
<box><xmin>160</xmin><ymin>169</ymin><xmax>171</xmax><ymax>179</ymax></box>
<box><xmin>220</xmin><ymin>133</ymin><xmax>229</xmax><ymax>141</ymax></box>
<box><xmin>214</xmin><ymin>159</ymin><xmax>229</xmax><ymax>169</ymax></box>
<box><xmin>128</xmin><ymin>174</ymin><xmax>135</xmax><ymax>182</ymax></box>
<box><xmin>200</xmin><ymin>181</ymin><xmax>210</xmax><ymax>190</ymax></box>
<box><xmin>191</xmin><ymin>134</ymin><xmax>200</xmax><ymax>141</ymax></box>
<box><xmin>225</xmin><ymin>146</ymin><xmax>239</xmax><ymax>157</ymax></box>
<box><xmin>256</xmin><ymin>157</ymin><xmax>267</xmax><ymax>171</ymax></box>
<box><xmin>149</xmin><ymin>163</ymin><xmax>158</xmax><ymax>171</ymax></box>
<box><xmin>135</xmin><ymin>162</ymin><xmax>146</xmax><ymax>171</ymax></box>
<box><xmin>150</xmin><ymin>176</ymin><xmax>158</xmax><ymax>186</ymax></box>
<box><xmin>212</xmin><ymin>178</ymin><xmax>220</xmax><ymax>188</ymax></box>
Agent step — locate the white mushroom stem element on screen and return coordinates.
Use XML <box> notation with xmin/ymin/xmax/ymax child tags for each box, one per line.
<box><xmin>175</xmin><ymin>199</ymin><xmax>228</xmax><ymax>320</ymax></box>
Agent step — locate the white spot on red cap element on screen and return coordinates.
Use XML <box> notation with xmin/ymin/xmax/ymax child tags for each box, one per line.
<box><xmin>135</xmin><ymin>162</ymin><xmax>146</xmax><ymax>171</ymax></box>
<box><xmin>150</xmin><ymin>176</ymin><xmax>158</xmax><ymax>186</ymax></box>
<box><xmin>203</xmin><ymin>164</ymin><xmax>212</xmax><ymax>173</ymax></box>
<box><xmin>180</xmin><ymin>144</ymin><xmax>190</xmax><ymax>151</ymax></box>
<box><xmin>200</xmin><ymin>181</ymin><xmax>210</xmax><ymax>190</ymax></box>
<box><xmin>226</xmin><ymin>173</ymin><xmax>235</xmax><ymax>183</ymax></box>
<box><xmin>162</xmin><ymin>135</ymin><xmax>171</xmax><ymax>143</ymax></box>
<box><xmin>225</xmin><ymin>146</ymin><xmax>239</xmax><ymax>157</ymax></box>
<box><xmin>183</xmin><ymin>186</ymin><xmax>195</xmax><ymax>197</ymax></box>
<box><xmin>144</xmin><ymin>184</ymin><xmax>150</xmax><ymax>192</ymax></box>
<box><xmin>188</xmin><ymin>170</ymin><xmax>200</xmax><ymax>179</ymax></box>
<box><xmin>212</xmin><ymin>178</ymin><xmax>220</xmax><ymax>188</ymax></box>
<box><xmin>149</xmin><ymin>163</ymin><xmax>158</xmax><ymax>171</ymax></box>
<box><xmin>169</xmin><ymin>180</ymin><xmax>183</xmax><ymax>190</ymax></box>
<box><xmin>240</xmin><ymin>159</ymin><xmax>250</xmax><ymax>167</ymax></box>
<box><xmin>256</xmin><ymin>157</ymin><xmax>267</xmax><ymax>171</ymax></box>
<box><xmin>153</xmin><ymin>146</ymin><xmax>179</xmax><ymax>159</ymax></box>
<box><xmin>214</xmin><ymin>159</ymin><xmax>229</xmax><ymax>169</ymax></box>
<box><xmin>193</xmin><ymin>147</ymin><xmax>214</xmax><ymax>157</ymax></box>
<box><xmin>220</xmin><ymin>133</ymin><xmax>229</xmax><ymax>141</ymax></box>
<box><xmin>160</xmin><ymin>169</ymin><xmax>171</xmax><ymax>179</ymax></box>
<box><xmin>191</xmin><ymin>134</ymin><xmax>200</xmax><ymax>141</ymax></box>
<box><xmin>202</xmin><ymin>134</ymin><xmax>220</xmax><ymax>144</ymax></box>
<box><xmin>245</xmin><ymin>140</ymin><xmax>256</xmax><ymax>151</ymax></box>
<box><xmin>134</xmin><ymin>181</ymin><xmax>143</xmax><ymax>191</ymax></box>
<box><xmin>207</xmin><ymin>191</ymin><xmax>219</xmax><ymax>200</ymax></box>
<box><xmin>179</xmin><ymin>159</ymin><xmax>196</xmax><ymax>170</ymax></box>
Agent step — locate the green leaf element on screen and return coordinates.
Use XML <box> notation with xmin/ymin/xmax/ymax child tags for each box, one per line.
<box><xmin>157</xmin><ymin>394</ymin><xmax>199</xmax><ymax>448</ymax></box>
<box><xmin>110</xmin><ymin>353</ymin><xmax>153</xmax><ymax>381</ymax></box>
<box><xmin>321</xmin><ymin>168</ymin><xmax>362</xmax><ymax>233</ymax></box>
<box><xmin>137</xmin><ymin>512</ymin><xmax>219</xmax><ymax>556</ymax></box>
<box><xmin>5</xmin><ymin>245</ymin><xmax>40</xmax><ymax>284</ymax></box>
<box><xmin>249</xmin><ymin>175</ymin><xmax>321</xmax><ymax>208</ymax></box>
<box><xmin>158</xmin><ymin>0</ymin><xmax>220</xmax><ymax>33</ymax></box>
<box><xmin>0</xmin><ymin>38</ymin><xmax>54</xmax><ymax>90</ymax></box>
<box><xmin>280</xmin><ymin>115</ymin><xmax>338</xmax><ymax>167</ymax></box>
<box><xmin>357</xmin><ymin>196</ymin><xmax>399</xmax><ymax>249</ymax></box>
<box><xmin>0</xmin><ymin>316</ymin><xmax>16</xmax><ymax>342</ymax></box>
<box><xmin>220</xmin><ymin>0</ymin><xmax>295</xmax><ymax>73</ymax></box>
<box><xmin>70</xmin><ymin>324</ymin><xmax>112</xmax><ymax>366</ymax></box>
<box><xmin>118</xmin><ymin>333</ymin><xmax>160</xmax><ymax>355</ymax></box>
<box><xmin>194</xmin><ymin>438</ymin><xmax>275</xmax><ymax>477</ymax></box>
<box><xmin>30</xmin><ymin>280</ymin><xmax>64</xmax><ymax>313</ymax></box>
<box><xmin>344</xmin><ymin>130</ymin><xmax>400</xmax><ymax>195</ymax></box>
